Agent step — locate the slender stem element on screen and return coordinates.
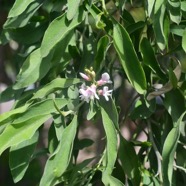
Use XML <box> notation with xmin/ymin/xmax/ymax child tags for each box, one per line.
<box><xmin>101</xmin><ymin>0</ymin><xmax>108</xmax><ymax>15</ymax></box>
<box><xmin>174</xmin><ymin>164</ymin><xmax>186</xmax><ymax>173</ymax></box>
<box><xmin>147</xmin><ymin>120</ymin><xmax>163</xmax><ymax>183</ymax></box>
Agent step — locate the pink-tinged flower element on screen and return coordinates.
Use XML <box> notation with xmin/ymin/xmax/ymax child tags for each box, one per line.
<box><xmin>80</xmin><ymin>83</ymin><xmax>87</xmax><ymax>90</ymax></box>
<box><xmin>97</xmin><ymin>72</ymin><xmax>112</xmax><ymax>86</ymax></box>
<box><xmin>98</xmin><ymin>86</ymin><xmax>112</xmax><ymax>101</ymax></box>
<box><xmin>79</xmin><ymin>72</ymin><xmax>90</xmax><ymax>81</ymax></box>
<box><xmin>79</xmin><ymin>84</ymin><xmax>99</xmax><ymax>103</ymax></box>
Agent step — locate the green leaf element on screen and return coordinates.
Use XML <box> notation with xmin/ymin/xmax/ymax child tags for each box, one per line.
<box><xmin>181</xmin><ymin>1</ymin><xmax>186</xmax><ymax>12</ymax></box>
<box><xmin>7</xmin><ymin>0</ymin><xmax>36</xmax><ymax>18</ymax></box>
<box><xmin>102</xmin><ymin>173</ymin><xmax>125</xmax><ymax>186</ymax></box>
<box><xmin>94</xmin><ymin>35</ymin><xmax>110</xmax><ymax>72</ymax></box>
<box><xmin>68</xmin><ymin>157</ymin><xmax>95</xmax><ymax>185</ymax></box>
<box><xmin>31</xmin><ymin>78</ymin><xmax>81</xmax><ymax>100</ymax></box>
<box><xmin>100</xmin><ymin>99</ymin><xmax>118</xmax><ymax>179</ymax></box>
<box><xmin>130</xmin><ymin>99</ymin><xmax>153</xmax><ymax>119</ymax></box>
<box><xmin>153</xmin><ymin>3</ymin><xmax>167</xmax><ymax>50</ymax></box>
<box><xmin>0</xmin><ymin>104</ymin><xmax>30</xmax><ymax>125</ymax></box>
<box><xmin>147</xmin><ymin>0</ymin><xmax>156</xmax><ymax>17</ymax></box>
<box><xmin>164</xmin><ymin>89</ymin><xmax>185</xmax><ymax>125</ymax></box>
<box><xmin>40</xmin><ymin>7</ymin><xmax>85</xmax><ymax>58</ymax></box>
<box><xmin>118</xmin><ymin>135</ymin><xmax>141</xmax><ymax>186</ymax></box>
<box><xmin>182</xmin><ymin>29</ymin><xmax>186</xmax><ymax>53</ymax></box>
<box><xmin>74</xmin><ymin>138</ymin><xmax>94</xmax><ymax>150</ymax></box>
<box><xmin>95</xmin><ymin>12</ymin><xmax>106</xmax><ymax>29</ymax></box>
<box><xmin>100</xmin><ymin>99</ymin><xmax>119</xmax><ymax>130</ymax></box>
<box><xmin>87</xmin><ymin>100</ymin><xmax>96</xmax><ymax>121</ymax></box>
<box><xmin>13</xmin><ymin>48</ymin><xmax>52</xmax><ymax>89</ymax></box>
<box><xmin>4</xmin><ymin>22</ymin><xmax>47</xmax><ymax>45</ymax></box>
<box><xmin>67</xmin><ymin>0</ymin><xmax>81</xmax><ymax>20</ymax></box>
<box><xmin>9</xmin><ymin>131</ymin><xmax>39</xmax><ymax>183</ymax></box>
<box><xmin>170</xmin><ymin>24</ymin><xmax>185</xmax><ymax>36</ymax></box>
<box><xmin>3</xmin><ymin>1</ymin><xmax>42</xmax><ymax>29</ymax></box>
<box><xmin>168</xmin><ymin>68</ymin><xmax>177</xmax><ymax>88</ymax></box>
<box><xmin>140</xmin><ymin>38</ymin><xmax>166</xmax><ymax>79</ymax></box>
<box><xmin>48</xmin><ymin>124</ymin><xmax>58</xmax><ymax>154</ymax></box>
<box><xmin>13</xmin><ymin>98</ymin><xmax>69</xmax><ymax>124</ymax></box>
<box><xmin>162</xmin><ymin>111</ymin><xmax>186</xmax><ymax>185</ymax></box>
<box><xmin>40</xmin><ymin>115</ymin><xmax>78</xmax><ymax>186</ymax></box>
<box><xmin>126</xmin><ymin>21</ymin><xmax>145</xmax><ymax>35</ymax></box>
<box><xmin>0</xmin><ymin>114</ymin><xmax>50</xmax><ymax>156</ymax></box>
<box><xmin>0</xmin><ymin>99</ymin><xmax>68</xmax><ymax>155</ymax></box>
<box><xmin>50</xmin><ymin>30</ymin><xmax>75</xmax><ymax>65</ymax></box>
<box><xmin>121</xmin><ymin>9</ymin><xmax>135</xmax><ymax>26</ymax></box>
<box><xmin>113</xmin><ymin>21</ymin><xmax>147</xmax><ymax>94</ymax></box>
<box><xmin>167</xmin><ymin>0</ymin><xmax>181</xmax><ymax>24</ymax></box>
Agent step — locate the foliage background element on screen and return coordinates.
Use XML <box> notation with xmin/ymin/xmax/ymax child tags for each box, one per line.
<box><xmin>0</xmin><ymin>0</ymin><xmax>186</xmax><ymax>185</ymax></box>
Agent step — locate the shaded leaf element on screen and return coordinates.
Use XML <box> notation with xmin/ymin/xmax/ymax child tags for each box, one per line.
<box><xmin>0</xmin><ymin>104</ymin><xmax>30</xmax><ymax>125</ymax></box>
<box><xmin>164</xmin><ymin>89</ymin><xmax>185</xmax><ymax>125</ymax></box>
<box><xmin>94</xmin><ymin>35</ymin><xmax>110</xmax><ymax>72</ymax></box>
<box><xmin>40</xmin><ymin>7</ymin><xmax>85</xmax><ymax>58</ymax></box>
<box><xmin>162</xmin><ymin>111</ymin><xmax>186</xmax><ymax>185</ymax></box>
<box><xmin>167</xmin><ymin>0</ymin><xmax>181</xmax><ymax>24</ymax></box>
<box><xmin>126</xmin><ymin>21</ymin><xmax>145</xmax><ymax>34</ymax></box>
<box><xmin>40</xmin><ymin>115</ymin><xmax>78</xmax><ymax>186</ymax></box>
<box><xmin>140</xmin><ymin>38</ymin><xmax>166</xmax><ymax>79</ymax></box>
<box><xmin>0</xmin><ymin>115</ymin><xmax>50</xmax><ymax>156</ymax></box>
<box><xmin>118</xmin><ymin>135</ymin><xmax>141</xmax><ymax>186</ymax></box>
<box><xmin>10</xmin><ymin>131</ymin><xmax>39</xmax><ymax>183</ymax></box>
<box><xmin>4</xmin><ymin>1</ymin><xmax>42</xmax><ymax>29</ymax></box>
<box><xmin>113</xmin><ymin>21</ymin><xmax>147</xmax><ymax>94</ymax></box>
<box><xmin>13</xmin><ymin>48</ymin><xmax>52</xmax><ymax>89</ymax></box>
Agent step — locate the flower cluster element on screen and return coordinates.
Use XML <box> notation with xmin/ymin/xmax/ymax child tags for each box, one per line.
<box><xmin>79</xmin><ymin>69</ymin><xmax>113</xmax><ymax>103</ymax></box>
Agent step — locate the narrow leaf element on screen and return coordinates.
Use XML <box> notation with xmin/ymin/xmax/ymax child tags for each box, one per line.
<box><xmin>31</xmin><ymin>78</ymin><xmax>81</xmax><ymax>100</ymax></box>
<box><xmin>164</xmin><ymin>89</ymin><xmax>185</xmax><ymax>125</ymax></box>
<box><xmin>7</xmin><ymin>0</ymin><xmax>36</xmax><ymax>18</ymax></box>
<box><xmin>113</xmin><ymin>21</ymin><xmax>147</xmax><ymax>94</ymax></box>
<box><xmin>140</xmin><ymin>38</ymin><xmax>166</xmax><ymax>79</ymax></box>
<box><xmin>67</xmin><ymin>0</ymin><xmax>81</xmax><ymax>20</ymax></box>
<box><xmin>167</xmin><ymin>0</ymin><xmax>181</xmax><ymax>24</ymax></box>
<box><xmin>13</xmin><ymin>48</ymin><xmax>51</xmax><ymax>89</ymax></box>
<box><xmin>162</xmin><ymin>111</ymin><xmax>186</xmax><ymax>185</ymax></box>
<box><xmin>94</xmin><ymin>35</ymin><xmax>110</xmax><ymax>72</ymax></box>
<box><xmin>147</xmin><ymin>0</ymin><xmax>156</xmax><ymax>17</ymax></box>
<box><xmin>10</xmin><ymin>131</ymin><xmax>39</xmax><ymax>183</ymax></box>
<box><xmin>0</xmin><ymin>115</ymin><xmax>50</xmax><ymax>155</ymax></box>
<box><xmin>182</xmin><ymin>29</ymin><xmax>186</xmax><ymax>53</ymax></box>
<box><xmin>153</xmin><ymin>3</ymin><xmax>167</xmax><ymax>50</ymax></box>
<box><xmin>100</xmin><ymin>99</ymin><xmax>118</xmax><ymax>175</ymax></box>
<box><xmin>0</xmin><ymin>104</ymin><xmax>30</xmax><ymax>125</ymax></box>
<box><xmin>119</xmin><ymin>135</ymin><xmax>141</xmax><ymax>186</ymax></box>
<box><xmin>40</xmin><ymin>115</ymin><xmax>78</xmax><ymax>186</ymax></box>
<box><xmin>4</xmin><ymin>1</ymin><xmax>42</xmax><ymax>29</ymax></box>
<box><xmin>40</xmin><ymin>7</ymin><xmax>85</xmax><ymax>58</ymax></box>
<box><xmin>102</xmin><ymin>173</ymin><xmax>125</xmax><ymax>186</ymax></box>
<box><xmin>13</xmin><ymin>98</ymin><xmax>69</xmax><ymax>124</ymax></box>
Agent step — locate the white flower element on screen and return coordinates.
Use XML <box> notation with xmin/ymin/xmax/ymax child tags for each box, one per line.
<box><xmin>79</xmin><ymin>84</ymin><xmax>99</xmax><ymax>103</ymax></box>
<box><xmin>79</xmin><ymin>72</ymin><xmax>90</xmax><ymax>81</ymax></box>
<box><xmin>97</xmin><ymin>72</ymin><xmax>112</xmax><ymax>86</ymax></box>
<box><xmin>98</xmin><ymin>86</ymin><xmax>113</xmax><ymax>101</ymax></box>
